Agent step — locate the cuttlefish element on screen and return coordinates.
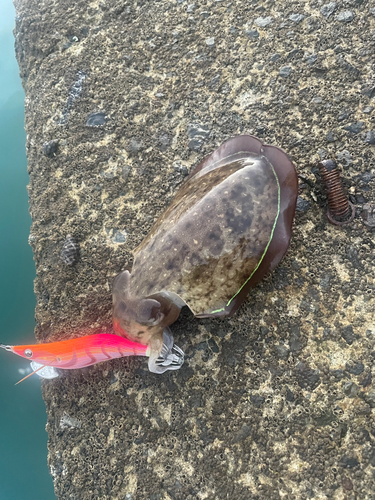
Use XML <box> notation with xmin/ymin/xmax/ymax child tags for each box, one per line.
<box><xmin>113</xmin><ymin>135</ymin><xmax>298</xmax><ymax>373</ymax></box>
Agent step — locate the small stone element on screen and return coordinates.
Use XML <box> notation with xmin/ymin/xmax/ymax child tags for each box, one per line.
<box><xmin>312</xmin><ymin>96</ymin><xmax>322</xmax><ymax>104</ymax></box>
<box><xmin>186</xmin><ymin>3</ymin><xmax>195</xmax><ymax>12</ymax></box>
<box><xmin>320</xmin><ymin>276</ymin><xmax>331</xmax><ymax>291</ymax></box>
<box><xmin>364</xmin><ymin>131</ymin><xmax>375</xmax><ymax>145</ymax></box>
<box><xmin>113</xmin><ymin>230</ymin><xmax>127</xmax><ymax>243</ymax></box>
<box><xmin>295</xmin><ymin>362</ymin><xmax>320</xmax><ymax>390</ymax></box>
<box><xmin>343</xmin><ymin>122</ymin><xmax>364</xmax><ymax>134</ymax></box>
<box><xmin>360</xmin><ymin>373</ymin><xmax>372</xmax><ymax>387</ymax></box>
<box><xmin>173</xmin><ymin>161</ymin><xmax>188</xmax><ymax>176</ymax></box>
<box><xmin>254</xmin><ymin>16</ymin><xmax>273</xmax><ymax>27</ymax></box>
<box><xmin>345</xmin><ymin>362</ymin><xmax>364</xmax><ymax>375</ymax></box>
<box><xmin>317</xmin><ymin>149</ymin><xmax>327</xmax><ymax>159</ymax></box>
<box><xmin>356</xmin><ymin>194</ymin><xmax>367</xmax><ymax>204</ymax></box>
<box><xmin>336</xmin><ymin>150</ymin><xmax>352</xmax><ymax>168</ymax></box>
<box><xmin>338</xmin><ymin>109</ymin><xmax>351</xmax><ymax>121</ymax></box>
<box><xmin>86</xmin><ymin>112</ymin><xmax>106</xmax><ymax>127</ymax></box>
<box><xmin>188</xmin><ymin>139</ymin><xmax>203</xmax><ymax>151</ymax></box>
<box><xmin>341</xmin><ymin>325</ymin><xmax>356</xmax><ymax>344</ymax></box>
<box><xmin>336</xmin><ymin>10</ymin><xmax>354</xmax><ymax>22</ymax></box>
<box><xmin>187</xmin><ymin>123</ymin><xmax>210</xmax><ymax>144</ymax></box>
<box><xmin>60</xmin><ymin>235</ymin><xmax>79</xmax><ymax>265</ymax></box>
<box><xmin>205</xmin><ymin>37</ymin><xmax>215</xmax><ymax>47</ymax></box>
<box><xmin>158</xmin><ymin>132</ymin><xmax>170</xmax><ymax>151</ymax></box>
<box><xmin>341</xmin><ymin>455</ymin><xmax>359</xmax><ymax>468</ymax></box>
<box><xmin>361</xmin><ymin>83</ymin><xmax>375</xmax><ymax>98</ymax></box>
<box><xmin>343</xmin><ymin>381</ymin><xmax>359</xmax><ymax>398</ymax></box>
<box><xmin>326</xmin><ymin>131</ymin><xmax>335</xmax><ymax>142</ymax></box>
<box><xmin>275</xmin><ymin>344</ymin><xmax>289</xmax><ymax>359</ymax></box>
<box><xmin>306</xmin><ymin>54</ymin><xmax>317</xmax><ymax>65</ymax></box>
<box><xmin>289</xmin><ymin>13</ymin><xmax>305</xmax><ymax>23</ymax></box>
<box><xmin>331</xmin><ymin>369</ymin><xmax>344</xmax><ymax>380</ymax></box>
<box><xmin>296</xmin><ymin>196</ymin><xmax>311</xmax><ymax>212</ymax></box>
<box><xmin>285</xmin><ymin>387</ymin><xmax>294</xmax><ymax>402</ymax></box>
<box><xmin>363</xmin><ymin>391</ymin><xmax>375</xmax><ymax>408</ymax></box>
<box><xmin>320</xmin><ymin>2</ymin><xmax>337</xmax><ymax>18</ymax></box>
<box><xmin>250</xmin><ymin>395</ymin><xmax>265</xmax><ymax>407</ymax></box>
<box><xmin>245</xmin><ymin>29</ymin><xmax>259</xmax><ymax>39</ymax></box>
<box><xmin>270</xmin><ymin>53</ymin><xmax>280</xmax><ymax>62</ymax></box>
<box><xmin>207</xmin><ymin>338</ymin><xmax>219</xmax><ymax>353</ymax></box>
<box><xmin>363</xmin><ymin>106</ymin><xmax>374</xmax><ymax>114</ymax></box>
<box><xmin>287</xmin><ymin>49</ymin><xmax>302</xmax><ymax>61</ymax></box>
<box><xmin>42</xmin><ymin>139</ymin><xmax>59</xmax><ymax>156</ymax></box>
<box><xmin>279</xmin><ymin>66</ymin><xmax>292</xmax><ymax>78</ymax></box>
<box><xmin>362</xmin><ymin>203</ymin><xmax>375</xmax><ymax>228</ymax></box>
<box><xmin>360</xmin><ymin>171</ymin><xmax>375</xmax><ymax>183</ymax></box>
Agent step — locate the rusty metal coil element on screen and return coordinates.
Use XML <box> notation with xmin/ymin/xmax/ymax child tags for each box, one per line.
<box><xmin>318</xmin><ymin>160</ymin><xmax>355</xmax><ymax>225</ymax></box>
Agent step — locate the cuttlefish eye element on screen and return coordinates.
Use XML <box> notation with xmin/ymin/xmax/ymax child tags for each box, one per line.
<box><xmin>24</xmin><ymin>349</ymin><xmax>33</xmax><ymax>358</ymax></box>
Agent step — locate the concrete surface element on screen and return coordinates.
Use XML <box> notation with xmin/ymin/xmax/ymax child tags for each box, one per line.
<box><xmin>13</xmin><ymin>0</ymin><xmax>375</xmax><ymax>498</ymax></box>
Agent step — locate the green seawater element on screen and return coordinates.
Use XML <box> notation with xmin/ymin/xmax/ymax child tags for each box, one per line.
<box><xmin>0</xmin><ymin>2</ymin><xmax>55</xmax><ymax>498</ymax></box>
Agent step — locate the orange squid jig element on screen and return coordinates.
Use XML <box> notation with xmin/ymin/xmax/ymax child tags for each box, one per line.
<box><xmin>0</xmin><ymin>333</ymin><xmax>179</xmax><ymax>384</ymax></box>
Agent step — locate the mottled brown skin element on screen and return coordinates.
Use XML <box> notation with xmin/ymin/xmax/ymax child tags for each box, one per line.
<box><xmin>113</xmin><ymin>136</ymin><xmax>298</xmax><ymax>357</ymax></box>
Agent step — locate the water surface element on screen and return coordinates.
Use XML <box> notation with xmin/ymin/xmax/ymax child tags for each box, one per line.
<box><xmin>0</xmin><ymin>2</ymin><xmax>55</xmax><ymax>498</ymax></box>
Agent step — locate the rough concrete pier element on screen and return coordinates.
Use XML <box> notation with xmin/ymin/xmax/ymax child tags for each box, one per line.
<box><xmin>14</xmin><ymin>0</ymin><xmax>375</xmax><ymax>498</ymax></box>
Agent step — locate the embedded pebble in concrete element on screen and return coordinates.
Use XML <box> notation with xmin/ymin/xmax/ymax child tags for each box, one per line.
<box><xmin>336</xmin><ymin>10</ymin><xmax>355</xmax><ymax>23</ymax></box>
<box><xmin>289</xmin><ymin>13</ymin><xmax>305</xmax><ymax>24</ymax></box>
<box><xmin>245</xmin><ymin>29</ymin><xmax>259</xmax><ymax>39</ymax></box>
<box><xmin>343</xmin><ymin>122</ymin><xmax>364</xmax><ymax>134</ymax></box>
<box><xmin>296</xmin><ymin>196</ymin><xmax>311</xmax><ymax>213</ymax></box>
<box><xmin>13</xmin><ymin>0</ymin><xmax>375</xmax><ymax>498</ymax></box>
<box><xmin>86</xmin><ymin>112</ymin><xmax>106</xmax><ymax>127</ymax></box>
<box><xmin>364</xmin><ymin>130</ymin><xmax>375</xmax><ymax>144</ymax></box>
<box><xmin>337</xmin><ymin>149</ymin><xmax>353</xmax><ymax>167</ymax></box>
<box><xmin>305</xmin><ymin>53</ymin><xmax>317</xmax><ymax>65</ymax></box>
<box><xmin>279</xmin><ymin>65</ymin><xmax>292</xmax><ymax>77</ymax></box>
<box><xmin>320</xmin><ymin>2</ymin><xmax>337</xmax><ymax>18</ymax></box>
<box><xmin>254</xmin><ymin>17</ymin><xmax>273</xmax><ymax>28</ymax></box>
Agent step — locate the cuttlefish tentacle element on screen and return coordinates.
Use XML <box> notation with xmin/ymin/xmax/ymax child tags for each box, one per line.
<box><xmin>112</xmin><ymin>270</ymin><xmax>184</xmax><ymax>373</ymax></box>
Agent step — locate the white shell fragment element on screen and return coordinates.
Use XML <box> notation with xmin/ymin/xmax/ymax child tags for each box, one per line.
<box><xmin>30</xmin><ymin>361</ymin><xmax>60</xmax><ymax>379</ymax></box>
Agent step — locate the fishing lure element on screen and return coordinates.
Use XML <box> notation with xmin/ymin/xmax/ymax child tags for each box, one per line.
<box><xmin>113</xmin><ymin>135</ymin><xmax>298</xmax><ymax>373</ymax></box>
<box><xmin>0</xmin><ymin>334</ymin><xmax>183</xmax><ymax>383</ymax></box>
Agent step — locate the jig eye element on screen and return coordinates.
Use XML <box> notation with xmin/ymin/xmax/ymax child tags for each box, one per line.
<box><xmin>24</xmin><ymin>349</ymin><xmax>33</xmax><ymax>358</ymax></box>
